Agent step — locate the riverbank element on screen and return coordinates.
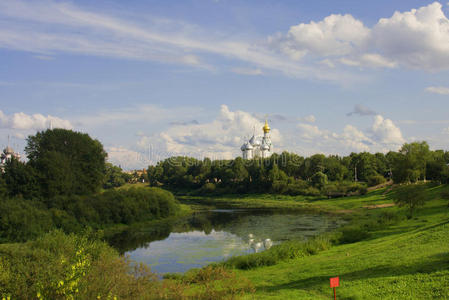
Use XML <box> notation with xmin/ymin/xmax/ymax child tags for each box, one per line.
<box><xmin>173</xmin><ymin>183</ymin><xmax>449</xmax><ymax>299</ymax></box>
<box><xmin>177</xmin><ymin>188</ymin><xmax>392</xmax><ymax>213</ymax></box>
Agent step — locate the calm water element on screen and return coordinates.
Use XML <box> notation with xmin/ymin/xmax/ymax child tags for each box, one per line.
<box><xmin>109</xmin><ymin>209</ymin><xmax>340</xmax><ymax>275</ymax></box>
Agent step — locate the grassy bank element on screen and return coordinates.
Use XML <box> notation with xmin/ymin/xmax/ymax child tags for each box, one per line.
<box><xmin>177</xmin><ymin>188</ymin><xmax>392</xmax><ymax>213</ymax></box>
<box><xmin>180</xmin><ymin>184</ymin><xmax>449</xmax><ymax>299</ymax></box>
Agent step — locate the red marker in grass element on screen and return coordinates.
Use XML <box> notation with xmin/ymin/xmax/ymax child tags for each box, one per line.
<box><xmin>329</xmin><ymin>277</ymin><xmax>339</xmax><ymax>300</ymax></box>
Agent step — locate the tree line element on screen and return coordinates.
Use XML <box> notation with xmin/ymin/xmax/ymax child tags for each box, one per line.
<box><xmin>147</xmin><ymin>141</ymin><xmax>449</xmax><ymax>196</ymax></box>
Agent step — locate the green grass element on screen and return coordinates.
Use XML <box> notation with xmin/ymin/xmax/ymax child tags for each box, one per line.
<box><xmin>180</xmin><ymin>184</ymin><xmax>449</xmax><ymax>299</ymax></box>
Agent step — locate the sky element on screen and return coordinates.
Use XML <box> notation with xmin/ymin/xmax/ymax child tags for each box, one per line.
<box><xmin>1</xmin><ymin>0</ymin><xmax>449</xmax><ymax>169</ymax></box>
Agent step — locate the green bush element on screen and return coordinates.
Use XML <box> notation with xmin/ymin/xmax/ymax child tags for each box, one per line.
<box><xmin>367</xmin><ymin>174</ymin><xmax>387</xmax><ymax>187</ymax></box>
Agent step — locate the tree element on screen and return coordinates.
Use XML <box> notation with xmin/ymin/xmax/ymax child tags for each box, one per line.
<box><xmin>25</xmin><ymin>129</ymin><xmax>107</xmax><ymax>197</ymax></box>
<box><xmin>391</xmin><ymin>184</ymin><xmax>427</xmax><ymax>218</ymax></box>
<box><xmin>3</xmin><ymin>158</ymin><xmax>41</xmax><ymax>199</ymax></box>
<box><xmin>397</xmin><ymin>142</ymin><xmax>430</xmax><ymax>182</ymax></box>
<box><xmin>103</xmin><ymin>163</ymin><xmax>128</xmax><ymax>189</ymax></box>
<box><xmin>311</xmin><ymin>171</ymin><xmax>328</xmax><ymax>189</ymax></box>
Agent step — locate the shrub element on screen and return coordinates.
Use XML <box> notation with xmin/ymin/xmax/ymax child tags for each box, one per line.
<box><xmin>199</xmin><ymin>183</ymin><xmax>216</xmax><ymax>194</ymax></box>
<box><xmin>0</xmin><ymin>198</ymin><xmax>54</xmax><ymax>243</ymax></box>
<box><xmin>367</xmin><ymin>175</ymin><xmax>387</xmax><ymax>187</ymax></box>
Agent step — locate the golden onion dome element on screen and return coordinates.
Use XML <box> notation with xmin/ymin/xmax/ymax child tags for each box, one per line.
<box><xmin>263</xmin><ymin>119</ymin><xmax>270</xmax><ymax>133</ymax></box>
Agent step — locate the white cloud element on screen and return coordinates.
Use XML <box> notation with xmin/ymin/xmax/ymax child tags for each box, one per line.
<box><xmin>425</xmin><ymin>86</ymin><xmax>449</xmax><ymax>95</ymax></box>
<box><xmin>106</xmin><ymin>146</ymin><xmax>146</xmax><ymax>170</ymax></box>
<box><xmin>279</xmin><ymin>14</ymin><xmax>370</xmax><ymax>57</ymax></box>
<box><xmin>297</xmin><ymin>123</ymin><xmax>328</xmax><ymax>139</ymax></box>
<box><xmin>370</xmin><ymin>2</ymin><xmax>449</xmax><ymax>70</ymax></box>
<box><xmin>273</xmin><ymin>2</ymin><xmax>449</xmax><ymax>71</ymax></box>
<box><xmin>371</xmin><ymin>115</ymin><xmax>405</xmax><ymax>145</ymax></box>
<box><xmin>341</xmin><ymin>125</ymin><xmax>372</xmax><ymax>152</ymax></box>
<box><xmin>340</xmin><ymin>54</ymin><xmax>397</xmax><ymax>68</ymax></box>
<box><xmin>296</xmin><ymin>114</ymin><xmax>404</xmax><ymax>154</ymax></box>
<box><xmin>0</xmin><ymin>110</ymin><xmax>72</xmax><ymax>131</ymax></box>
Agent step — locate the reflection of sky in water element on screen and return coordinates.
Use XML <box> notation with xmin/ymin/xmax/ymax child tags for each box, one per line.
<box><xmin>125</xmin><ymin>211</ymin><xmax>340</xmax><ymax>274</ymax></box>
<box><xmin>127</xmin><ymin>230</ymin><xmax>251</xmax><ymax>274</ymax></box>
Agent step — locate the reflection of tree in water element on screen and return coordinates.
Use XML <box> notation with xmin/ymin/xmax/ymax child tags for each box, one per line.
<box><xmin>108</xmin><ymin>209</ymin><xmax>341</xmax><ymax>254</ymax></box>
<box><xmin>108</xmin><ymin>210</ymin><xmax>259</xmax><ymax>253</ymax></box>
<box><xmin>108</xmin><ymin>220</ymin><xmax>174</xmax><ymax>254</ymax></box>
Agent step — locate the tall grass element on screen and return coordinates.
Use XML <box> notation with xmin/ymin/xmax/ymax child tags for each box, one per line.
<box><xmin>223</xmin><ymin>235</ymin><xmax>333</xmax><ymax>270</ymax></box>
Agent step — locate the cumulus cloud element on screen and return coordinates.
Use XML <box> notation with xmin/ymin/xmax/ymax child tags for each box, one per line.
<box><xmin>296</xmin><ymin>114</ymin><xmax>404</xmax><ymax>154</ymax></box>
<box><xmin>370</xmin><ymin>2</ymin><xmax>449</xmax><ymax>70</ymax></box>
<box><xmin>347</xmin><ymin>104</ymin><xmax>377</xmax><ymax>116</ymax></box>
<box><xmin>426</xmin><ymin>86</ymin><xmax>449</xmax><ymax>95</ymax></box>
<box><xmin>297</xmin><ymin>122</ymin><xmax>370</xmax><ymax>152</ymax></box>
<box><xmin>0</xmin><ymin>110</ymin><xmax>72</xmax><ymax>131</ymax></box>
<box><xmin>136</xmin><ymin>105</ymin><xmax>282</xmax><ymax>161</ymax></box>
<box><xmin>273</xmin><ymin>2</ymin><xmax>449</xmax><ymax>71</ymax></box>
<box><xmin>278</xmin><ymin>14</ymin><xmax>370</xmax><ymax>58</ymax></box>
<box><xmin>371</xmin><ymin>115</ymin><xmax>405</xmax><ymax>145</ymax></box>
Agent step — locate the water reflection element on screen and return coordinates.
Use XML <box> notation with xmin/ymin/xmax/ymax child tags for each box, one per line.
<box><xmin>107</xmin><ymin>209</ymin><xmax>341</xmax><ymax>274</ymax></box>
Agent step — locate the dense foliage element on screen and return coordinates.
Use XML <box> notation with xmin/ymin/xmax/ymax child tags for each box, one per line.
<box><xmin>148</xmin><ymin>141</ymin><xmax>449</xmax><ymax>196</ymax></box>
<box><xmin>0</xmin><ymin>187</ymin><xmax>180</xmax><ymax>243</ymax></box>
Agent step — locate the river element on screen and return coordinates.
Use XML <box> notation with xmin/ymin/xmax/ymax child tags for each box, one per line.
<box><xmin>108</xmin><ymin>209</ymin><xmax>341</xmax><ymax>275</ymax></box>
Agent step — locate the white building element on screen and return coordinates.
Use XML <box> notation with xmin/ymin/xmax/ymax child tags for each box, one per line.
<box><xmin>241</xmin><ymin>120</ymin><xmax>273</xmax><ymax>159</ymax></box>
<box><xmin>0</xmin><ymin>145</ymin><xmax>21</xmax><ymax>172</ymax></box>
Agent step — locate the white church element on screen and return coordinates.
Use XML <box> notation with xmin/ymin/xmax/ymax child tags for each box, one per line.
<box><xmin>0</xmin><ymin>144</ymin><xmax>21</xmax><ymax>172</ymax></box>
<box><xmin>241</xmin><ymin>120</ymin><xmax>273</xmax><ymax>159</ymax></box>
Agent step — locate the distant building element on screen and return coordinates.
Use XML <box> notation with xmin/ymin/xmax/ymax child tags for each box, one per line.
<box><xmin>0</xmin><ymin>145</ymin><xmax>21</xmax><ymax>172</ymax></box>
<box><xmin>241</xmin><ymin>120</ymin><xmax>273</xmax><ymax>159</ymax></box>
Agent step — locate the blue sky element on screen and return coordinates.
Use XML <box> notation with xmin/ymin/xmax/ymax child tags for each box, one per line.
<box><xmin>1</xmin><ymin>0</ymin><xmax>449</xmax><ymax>169</ymax></box>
